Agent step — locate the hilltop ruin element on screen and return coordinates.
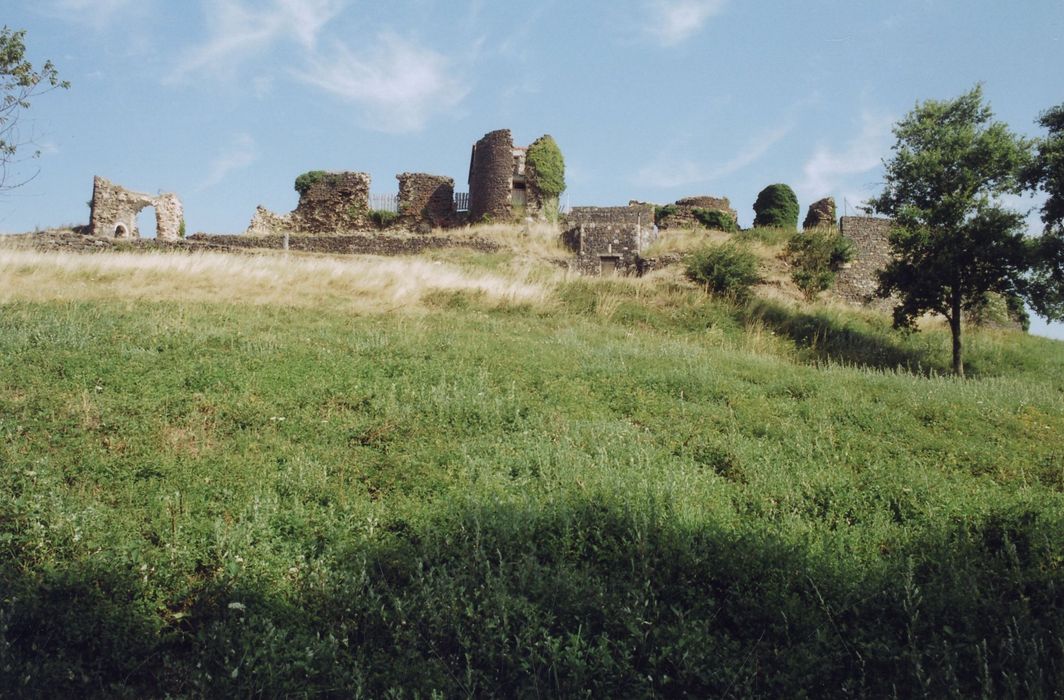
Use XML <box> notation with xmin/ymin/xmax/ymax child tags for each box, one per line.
<box><xmin>89</xmin><ymin>176</ymin><xmax>183</xmax><ymax>240</ymax></box>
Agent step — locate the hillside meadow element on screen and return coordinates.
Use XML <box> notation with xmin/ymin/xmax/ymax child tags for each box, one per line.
<box><xmin>1</xmin><ymin>238</ymin><xmax>1063</xmax><ymax>697</ymax></box>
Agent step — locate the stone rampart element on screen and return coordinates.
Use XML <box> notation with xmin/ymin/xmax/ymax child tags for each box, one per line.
<box><xmin>293</xmin><ymin>172</ymin><xmax>372</xmax><ymax>232</ymax></box>
<box><xmin>397</xmin><ymin>173</ymin><xmax>455</xmax><ymax>230</ymax></box>
<box><xmin>836</xmin><ymin>216</ymin><xmax>894</xmax><ymax>305</ymax></box>
<box><xmin>657</xmin><ymin>196</ymin><xmax>738</xmax><ymax>230</ymax></box>
<box><xmin>468</xmin><ymin>129</ymin><xmax>514</xmax><ymax>222</ymax></box>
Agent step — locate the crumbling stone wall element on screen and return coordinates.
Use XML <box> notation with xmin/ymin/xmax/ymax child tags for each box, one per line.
<box><xmin>564</xmin><ymin>205</ymin><xmax>657</xmax><ymax>276</ymax></box>
<box><xmin>836</xmin><ymin>216</ymin><xmax>894</xmax><ymax>305</ymax></box>
<box><xmin>397</xmin><ymin>173</ymin><xmax>455</xmax><ymax>230</ymax></box>
<box><xmin>803</xmin><ymin>197</ymin><xmax>837</xmax><ymax>230</ymax></box>
<box><xmin>89</xmin><ymin>176</ymin><xmax>184</xmax><ymax>240</ymax></box>
<box><xmin>293</xmin><ymin>172</ymin><xmax>371</xmax><ymax>232</ymax></box>
<box><xmin>468</xmin><ymin>129</ymin><xmax>514</xmax><ymax>222</ymax></box>
<box><xmin>656</xmin><ymin>196</ymin><xmax>739</xmax><ymax>230</ymax></box>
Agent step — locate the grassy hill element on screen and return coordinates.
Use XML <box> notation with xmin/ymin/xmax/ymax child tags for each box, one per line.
<box><xmin>1</xmin><ymin>232</ymin><xmax>1062</xmax><ymax>696</ymax></box>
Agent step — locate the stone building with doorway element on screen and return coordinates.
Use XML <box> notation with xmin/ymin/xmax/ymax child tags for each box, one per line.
<box><xmin>89</xmin><ymin>176</ymin><xmax>184</xmax><ymax>240</ymax></box>
<box><xmin>467</xmin><ymin>129</ymin><xmax>556</xmax><ymax>222</ymax></box>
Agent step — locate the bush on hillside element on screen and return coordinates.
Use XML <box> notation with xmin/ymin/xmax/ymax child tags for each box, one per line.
<box><xmin>369</xmin><ymin>209</ymin><xmax>398</xmax><ymax>229</ymax></box>
<box><xmin>654</xmin><ymin>204</ymin><xmax>678</xmax><ymax>225</ymax></box>
<box><xmin>753</xmin><ymin>183</ymin><xmax>800</xmax><ymax>229</ymax></box>
<box><xmin>294</xmin><ymin>171</ymin><xmax>331</xmax><ymax>196</ymax></box>
<box><xmin>692</xmin><ymin>208</ymin><xmax>739</xmax><ymax>232</ymax></box>
<box><xmin>685</xmin><ymin>243</ymin><xmax>760</xmax><ymax>301</ymax></box>
<box><xmin>786</xmin><ymin>229</ymin><xmax>854</xmax><ymax>300</ymax></box>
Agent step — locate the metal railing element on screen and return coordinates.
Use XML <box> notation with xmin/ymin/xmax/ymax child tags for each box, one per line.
<box><xmin>368</xmin><ymin>194</ymin><xmax>399</xmax><ymax>213</ymax></box>
<box><xmin>454</xmin><ymin>192</ymin><xmax>470</xmax><ymax>212</ymax></box>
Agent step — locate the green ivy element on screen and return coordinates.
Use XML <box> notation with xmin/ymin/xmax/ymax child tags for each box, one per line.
<box><xmin>753</xmin><ymin>183</ymin><xmax>800</xmax><ymax>230</ymax></box>
<box><xmin>526</xmin><ymin>135</ymin><xmax>566</xmax><ymax>199</ymax></box>
<box><xmin>692</xmin><ymin>208</ymin><xmax>738</xmax><ymax>232</ymax></box>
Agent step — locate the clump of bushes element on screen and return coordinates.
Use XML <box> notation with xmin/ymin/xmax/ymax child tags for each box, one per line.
<box><xmin>369</xmin><ymin>209</ymin><xmax>398</xmax><ymax>228</ymax></box>
<box><xmin>692</xmin><ymin>208</ymin><xmax>738</xmax><ymax>232</ymax></box>
<box><xmin>654</xmin><ymin>204</ymin><xmax>678</xmax><ymax>225</ymax></box>
<box><xmin>526</xmin><ymin>135</ymin><xmax>566</xmax><ymax>199</ymax></box>
<box><xmin>753</xmin><ymin>183</ymin><xmax>799</xmax><ymax>229</ymax></box>
<box><xmin>786</xmin><ymin>229</ymin><xmax>854</xmax><ymax>300</ymax></box>
<box><xmin>685</xmin><ymin>243</ymin><xmax>760</xmax><ymax>301</ymax></box>
<box><xmin>294</xmin><ymin>171</ymin><xmax>342</xmax><ymax>196</ymax></box>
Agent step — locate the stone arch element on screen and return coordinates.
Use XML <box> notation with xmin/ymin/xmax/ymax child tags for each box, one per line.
<box><xmin>89</xmin><ymin>176</ymin><xmax>184</xmax><ymax>240</ymax></box>
<box><xmin>114</xmin><ymin>223</ymin><xmax>129</xmax><ymax>238</ymax></box>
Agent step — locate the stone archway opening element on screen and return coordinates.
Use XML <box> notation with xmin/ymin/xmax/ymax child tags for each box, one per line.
<box><xmin>114</xmin><ymin>223</ymin><xmax>129</xmax><ymax>238</ymax></box>
<box><xmin>89</xmin><ymin>177</ymin><xmax>184</xmax><ymax>241</ymax></box>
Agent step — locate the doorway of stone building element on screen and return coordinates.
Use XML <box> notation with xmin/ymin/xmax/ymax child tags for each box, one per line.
<box><xmin>599</xmin><ymin>256</ymin><xmax>620</xmax><ymax>276</ymax></box>
<box><xmin>137</xmin><ymin>207</ymin><xmax>158</xmax><ymax>239</ymax></box>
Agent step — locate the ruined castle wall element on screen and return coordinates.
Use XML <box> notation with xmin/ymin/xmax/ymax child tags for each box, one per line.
<box><xmin>564</xmin><ymin>205</ymin><xmax>657</xmax><ymax>276</ymax></box>
<box><xmin>293</xmin><ymin>172</ymin><xmax>371</xmax><ymax>232</ymax></box>
<box><xmin>657</xmin><ymin>196</ymin><xmax>739</xmax><ymax>230</ymax></box>
<box><xmin>397</xmin><ymin>173</ymin><xmax>455</xmax><ymax>230</ymax></box>
<box><xmin>89</xmin><ymin>176</ymin><xmax>183</xmax><ymax>240</ymax></box>
<box><xmin>468</xmin><ymin>129</ymin><xmax>514</xmax><ymax>222</ymax></box>
<box><xmin>836</xmin><ymin>216</ymin><xmax>894</xmax><ymax>305</ymax></box>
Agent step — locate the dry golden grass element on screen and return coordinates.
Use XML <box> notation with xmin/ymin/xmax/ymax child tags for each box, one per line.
<box><xmin>0</xmin><ymin>248</ymin><xmax>551</xmax><ymax>312</ymax></box>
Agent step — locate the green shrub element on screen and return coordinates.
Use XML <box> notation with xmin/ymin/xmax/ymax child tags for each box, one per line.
<box><xmin>369</xmin><ymin>209</ymin><xmax>398</xmax><ymax>228</ymax></box>
<box><xmin>786</xmin><ymin>229</ymin><xmax>855</xmax><ymax>300</ymax></box>
<box><xmin>294</xmin><ymin>171</ymin><xmax>336</xmax><ymax>196</ymax></box>
<box><xmin>685</xmin><ymin>243</ymin><xmax>760</xmax><ymax>301</ymax></box>
<box><xmin>526</xmin><ymin>135</ymin><xmax>566</xmax><ymax>199</ymax></box>
<box><xmin>178</xmin><ymin>219</ymin><xmax>186</xmax><ymax>238</ymax></box>
<box><xmin>654</xmin><ymin>204</ymin><xmax>678</xmax><ymax>225</ymax></box>
<box><xmin>753</xmin><ymin>183</ymin><xmax>799</xmax><ymax>230</ymax></box>
<box><xmin>692</xmin><ymin>208</ymin><xmax>738</xmax><ymax>232</ymax></box>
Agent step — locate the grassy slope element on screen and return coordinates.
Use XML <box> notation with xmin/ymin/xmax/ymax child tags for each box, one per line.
<box><xmin>1</xmin><ymin>240</ymin><xmax>1063</xmax><ymax>696</ymax></box>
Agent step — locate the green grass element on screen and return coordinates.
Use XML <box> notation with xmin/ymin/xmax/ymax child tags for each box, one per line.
<box><xmin>1</xmin><ymin>265</ymin><xmax>1063</xmax><ymax>696</ymax></box>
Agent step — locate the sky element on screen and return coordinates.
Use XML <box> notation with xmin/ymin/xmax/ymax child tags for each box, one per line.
<box><xmin>2</xmin><ymin>0</ymin><xmax>1064</xmax><ymax>338</ymax></box>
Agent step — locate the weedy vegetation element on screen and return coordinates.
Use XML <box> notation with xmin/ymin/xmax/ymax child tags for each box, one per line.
<box><xmin>1</xmin><ymin>238</ymin><xmax>1063</xmax><ymax>697</ymax></box>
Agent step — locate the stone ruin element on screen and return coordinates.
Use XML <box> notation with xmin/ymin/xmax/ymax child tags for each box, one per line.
<box><xmin>563</xmin><ymin>204</ymin><xmax>657</xmax><ymax>276</ymax></box>
<box><xmin>89</xmin><ymin>176</ymin><xmax>184</xmax><ymax>240</ymax></box>
<box><xmin>655</xmin><ymin>196</ymin><xmax>739</xmax><ymax>230</ymax></box>
<box><xmin>803</xmin><ymin>197</ymin><xmax>837</xmax><ymax>230</ymax></box>
<box><xmin>467</xmin><ymin>129</ymin><xmax>555</xmax><ymax>222</ymax></box>
<box><xmin>835</xmin><ymin>216</ymin><xmax>894</xmax><ymax>306</ymax></box>
<box><xmin>397</xmin><ymin>173</ymin><xmax>456</xmax><ymax>230</ymax></box>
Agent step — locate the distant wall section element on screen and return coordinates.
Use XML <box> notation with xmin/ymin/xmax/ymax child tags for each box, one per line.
<box><xmin>836</xmin><ymin>216</ymin><xmax>894</xmax><ymax>305</ymax></box>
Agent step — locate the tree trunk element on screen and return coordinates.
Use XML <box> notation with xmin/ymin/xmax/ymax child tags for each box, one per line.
<box><xmin>949</xmin><ymin>297</ymin><xmax>964</xmax><ymax>378</ymax></box>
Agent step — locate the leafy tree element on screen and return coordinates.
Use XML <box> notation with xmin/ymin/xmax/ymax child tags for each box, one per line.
<box><xmin>1</xmin><ymin>26</ymin><xmax>68</xmax><ymax>190</ymax></box>
<box><xmin>526</xmin><ymin>135</ymin><xmax>565</xmax><ymax>199</ymax></box>
<box><xmin>752</xmin><ymin>184</ymin><xmax>799</xmax><ymax>230</ymax></box>
<box><xmin>868</xmin><ymin>85</ymin><xmax>1031</xmax><ymax>377</ymax></box>
<box><xmin>786</xmin><ymin>229</ymin><xmax>854</xmax><ymax>300</ymax></box>
<box><xmin>1022</xmin><ymin>103</ymin><xmax>1064</xmax><ymax>320</ymax></box>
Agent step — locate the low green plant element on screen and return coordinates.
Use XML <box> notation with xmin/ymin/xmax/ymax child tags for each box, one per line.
<box><xmin>178</xmin><ymin>219</ymin><xmax>186</xmax><ymax>238</ymax></box>
<box><xmin>294</xmin><ymin>171</ymin><xmax>339</xmax><ymax>196</ymax></box>
<box><xmin>692</xmin><ymin>208</ymin><xmax>738</xmax><ymax>232</ymax></box>
<box><xmin>753</xmin><ymin>183</ymin><xmax>800</xmax><ymax>230</ymax></box>
<box><xmin>685</xmin><ymin>242</ymin><xmax>760</xmax><ymax>300</ymax></box>
<box><xmin>654</xmin><ymin>204</ymin><xmax>678</xmax><ymax>225</ymax></box>
<box><xmin>369</xmin><ymin>209</ymin><xmax>398</xmax><ymax>228</ymax></box>
<box><xmin>786</xmin><ymin>228</ymin><xmax>854</xmax><ymax>299</ymax></box>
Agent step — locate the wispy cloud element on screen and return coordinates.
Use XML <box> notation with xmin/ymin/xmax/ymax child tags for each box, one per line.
<box><xmin>46</xmin><ymin>0</ymin><xmax>144</xmax><ymax>30</ymax></box>
<box><xmin>200</xmin><ymin>134</ymin><xmax>257</xmax><ymax>190</ymax></box>
<box><xmin>637</xmin><ymin>124</ymin><xmax>791</xmax><ymax>189</ymax></box>
<box><xmin>296</xmin><ymin>35</ymin><xmax>469</xmax><ymax>133</ymax></box>
<box><xmin>798</xmin><ymin>111</ymin><xmax>894</xmax><ymax>203</ymax></box>
<box><xmin>170</xmin><ymin>0</ymin><xmax>344</xmax><ymax>81</ymax></box>
<box><xmin>645</xmin><ymin>0</ymin><xmax>727</xmax><ymax>46</ymax></box>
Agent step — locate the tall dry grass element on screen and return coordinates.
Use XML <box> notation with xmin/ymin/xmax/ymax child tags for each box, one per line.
<box><xmin>0</xmin><ymin>248</ymin><xmax>551</xmax><ymax>312</ymax></box>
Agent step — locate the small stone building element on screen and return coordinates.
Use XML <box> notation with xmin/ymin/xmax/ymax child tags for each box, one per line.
<box><xmin>89</xmin><ymin>176</ymin><xmax>184</xmax><ymax>240</ymax></box>
<box><xmin>563</xmin><ymin>205</ymin><xmax>657</xmax><ymax>276</ymax></box>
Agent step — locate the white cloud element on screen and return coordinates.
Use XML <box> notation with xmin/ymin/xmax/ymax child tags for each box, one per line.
<box><xmin>798</xmin><ymin>112</ymin><xmax>895</xmax><ymax>203</ymax></box>
<box><xmin>48</xmin><ymin>0</ymin><xmax>141</xmax><ymax>29</ymax></box>
<box><xmin>296</xmin><ymin>35</ymin><xmax>469</xmax><ymax>133</ymax></box>
<box><xmin>170</xmin><ymin>0</ymin><xmax>344</xmax><ymax>81</ymax></box>
<box><xmin>637</xmin><ymin>124</ymin><xmax>791</xmax><ymax>189</ymax></box>
<box><xmin>200</xmin><ymin>134</ymin><xmax>257</xmax><ymax>190</ymax></box>
<box><xmin>646</xmin><ymin>0</ymin><xmax>727</xmax><ymax>46</ymax></box>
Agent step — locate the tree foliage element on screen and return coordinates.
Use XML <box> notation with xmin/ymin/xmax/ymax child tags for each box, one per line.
<box><xmin>752</xmin><ymin>184</ymin><xmax>799</xmax><ymax>230</ymax></box>
<box><xmin>786</xmin><ymin>229</ymin><xmax>854</xmax><ymax>300</ymax></box>
<box><xmin>868</xmin><ymin>85</ymin><xmax>1031</xmax><ymax>377</ymax></box>
<box><xmin>1</xmin><ymin>26</ymin><xmax>68</xmax><ymax>190</ymax></box>
<box><xmin>1022</xmin><ymin>103</ymin><xmax>1064</xmax><ymax>321</ymax></box>
<box><xmin>526</xmin><ymin>135</ymin><xmax>565</xmax><ymax>200</ymax></box>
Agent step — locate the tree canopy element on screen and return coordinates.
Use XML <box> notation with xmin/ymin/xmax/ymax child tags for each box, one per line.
<box><xmin>1022</xmin><ymin>103</ymin><xmax>1064</xmax><ymax>320</ymax></box>
<box><xmin>526</xmin><ymin>135</ymin><xmax>565</xmax><ymax>200</ymax></box>
<box><xmin>1</xmin><ymin>26</ymin><xmax>69</xmax><ymax>191</ymax></box>
<box><xmin>868</xmin><ymin>85</ymin><xmax>1031</xmax><ymax>377</ymax></box>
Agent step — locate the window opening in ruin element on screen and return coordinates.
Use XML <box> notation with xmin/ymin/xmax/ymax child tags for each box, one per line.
<box><xmin>512</xmin><ymin>182</ymin><xmax>527</xmax><ymax>208</ymax></box>
<box><xmin>137</xmin><ymin>207</ymin><xmax>158</xmax><ymax>239</ymax></box>
<box><xmin>114</xmin><ymin>223</ymin><xmax>128</xmax><ymax>238</ymax></box>
<box><xmin>600</xmin><ymin>256</ymin><xmax>620</xmax><ymax>276</ymax></box>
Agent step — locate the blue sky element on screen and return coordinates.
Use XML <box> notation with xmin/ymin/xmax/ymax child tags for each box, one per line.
<box><xmin>3</xmin><ymin>0</ymin><xmax>1064</xmax><ymax>338</ymax></box>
